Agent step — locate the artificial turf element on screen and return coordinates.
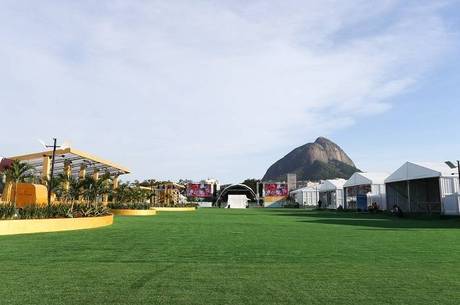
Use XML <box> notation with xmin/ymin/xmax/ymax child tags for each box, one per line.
<box><xmin>1</xmin><ymin>208</ymin><xmax>460</xmax><ymax>305</ymax></box>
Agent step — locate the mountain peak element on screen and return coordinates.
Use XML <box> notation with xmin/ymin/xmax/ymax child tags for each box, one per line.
<box><xmin>314</xmin><ymin>136</ymin><xmax>334</xmax><ymax>146</ymax></box>
<box><xmin>262</xmin><ymin>137</ymin><xmax>359</xmax><ymax>181</ymax></box>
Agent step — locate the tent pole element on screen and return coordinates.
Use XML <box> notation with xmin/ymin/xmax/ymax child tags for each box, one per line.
<box><xmin>407</xmin><ymin>180</ymin><xmax>411</xmax><ymax>214</ymax></box>
<box><xmin>457</xmin><ymin>161</ymin><xmax>460</xmax><ymax>193</ymax></box>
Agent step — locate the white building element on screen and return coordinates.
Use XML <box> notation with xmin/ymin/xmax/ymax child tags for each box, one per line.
<box><xmin>385</xmin><ymin>162</ymin><xmax>459</xmax><ymax>215</ymax></box>
<box><xmin>318</xmin><ymin>179</ymin><xmax>346</xmax><ymax>209</ymax></box>
<box><xmin>343</xmin><ymin>172</ymin><xmax>388</xmax><ymax>211</ymax></box>
<box><xmin>290</xmin><ymin>183</ymin><xmax>320</xmax><ymax>207</ymax></box>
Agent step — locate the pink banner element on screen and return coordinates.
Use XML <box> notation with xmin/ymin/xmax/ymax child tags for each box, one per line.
<box><xmin>264</xmin><ymin>183</ymin><xmax>288</xmax><ymax>196</ymax></box>
<box><xmin>187</xmin><ymin>183</ymin><xmax>213</xmax><ymax>198</ymax></box>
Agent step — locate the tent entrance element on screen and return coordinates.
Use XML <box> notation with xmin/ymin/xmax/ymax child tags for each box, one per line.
<box><xmin>357</xmin><ymin>195</ymin><xmax>368</xmax><ymax>211</ymax></box>
<box><xmin>386</xmin><ymin>178</ymin><xmax>441</xmax><ymax>214</ymax></box>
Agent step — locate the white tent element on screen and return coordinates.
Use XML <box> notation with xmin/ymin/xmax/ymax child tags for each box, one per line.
<box><xmin>385</xmin><ymin>162</ymin><xmax>458</xmax><ymax>183</ymax></box>
<box><xmin>344</xmin><ymin>172</ymin><xmax>388</xmax><ymax>186</ymax></box>
<box><xmin>385</xmin><ymin>162</ymin><xmax>459</xmax><ymax>215</ymax></box>
<box><xmin>318</xmin><ymin>179</ymin><xmax>346</xmax><ymax>209</ymax></box>
<box><xmin>290</xmin><ymin>185</ymin><xmax>319</xmax><ymax>207</ymax></box>
<box><xmin>226</xmin><ymin>195</ymin><xmax>248</xmax><ymax>209</ymax></box>
<box><xmin>344</xmin><ymin>172</ymin><xmax>388</xmax><ymax>210</ymax></box>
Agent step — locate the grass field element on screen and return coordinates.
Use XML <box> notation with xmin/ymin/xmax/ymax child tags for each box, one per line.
<box><xmin>1</xmin><ymin>209</ymin><xmax>460</xmax><ymax>305</ymax></box>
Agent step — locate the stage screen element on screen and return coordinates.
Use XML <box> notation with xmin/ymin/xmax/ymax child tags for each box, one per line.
<box><xmin>264</xmin><ymin>183</ymin><xmax>288</xmax><ymax>197</ymax></box>
<box><xmin>187</xmin><ymin>183</ymin><xmax>213</xmax><ymax>198</ymax></box>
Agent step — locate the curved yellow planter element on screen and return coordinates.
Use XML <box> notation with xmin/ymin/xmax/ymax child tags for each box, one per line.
<box><xmin>0</xmin><ymin>215</ymin><xmax>114</xmax><ymax>236</ymax></box>
<box><xmin>154</xmin><ymin>207</ymin><xmax>196</xmax><ymax>212</ymax></box>
<box><xmin>111</xmin><ymin>209</ymin><xmax>157</xmax><ymax>216</ymax></box>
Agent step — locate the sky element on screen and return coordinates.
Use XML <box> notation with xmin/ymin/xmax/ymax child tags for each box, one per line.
<box><xmin>1</xmin><ymin>0</ymin><xmax>459</xmax><ymax>183</ymax></box>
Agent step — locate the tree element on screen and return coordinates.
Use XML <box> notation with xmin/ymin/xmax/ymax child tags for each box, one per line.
<box><xmin>3</xmin><ymin>160</ymin><xmax>34</xmax><ymax>209</ymax></box>
<box><xmin>178</xmin><ymin>179</ymin><xmax>193</xmax><ymax>185</ymax></box>
<box><xmin>242</xmin><ymin>178</ymin><xmax>260</xmax><ymax>195</ymax></box>
<box><xmin>41</xmin><ymin>175</ymin><xmax>62</xmax><ymax>203</ymax></box>
<box><xmin>113</xmin><ymin>181</ymin><xmax>130</xmax><ymax>203</ymax></box>
<box><xmin>111</xmin><ymin>181</ymin><xmax>151</xmax><ymax>205</ymax></box>
<box><xmin>51</xmin><ymin>174</ymin><xmax>85</xmax><ymax>214</ymax></box>
<box><xmin>81</xmin><ymin>173</ymin><xmax>112</xmax><ymax>204</ymax></box>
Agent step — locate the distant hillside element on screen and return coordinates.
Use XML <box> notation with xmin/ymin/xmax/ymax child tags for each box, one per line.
<box><xmin>262</xmin><ymin>137</ymin><xmax>360</xmax><ymax>181</ymax></box>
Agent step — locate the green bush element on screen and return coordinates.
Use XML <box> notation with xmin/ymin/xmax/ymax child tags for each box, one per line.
<box><xmin>0</xmin><ymin>203</ymin><xmax>110</xmax><ymax>220</ymax></box>
<box><xmin>108</xmin><ymin>202</ymin><xmax>152</xmax><ymax>210</ymax></box>
<box><xmin>0</xmin><ymin>203</ymin><xmax>16</xmax><ymax>220</ymax></box>
<box><xmin>184</xmin><ymin>203</ymin><xmax>199</xmax><ymax>208</ymax></box>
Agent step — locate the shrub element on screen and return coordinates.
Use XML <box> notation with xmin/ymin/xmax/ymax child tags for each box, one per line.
<box><xmin>184</xmin><ymin>203</ymin><xmax>199</xmax><ymax>208</ymax></box>
<box><xmin>0</xmin><ymin>202</ymin><xmax>110</xmax><ymax>220</ymax></box>
<box><xmin>108</xmin><ymin>202</ymin><xmax>152</xmax><ymax>210</ymax></box>
<box><xmin>71</xmin><ymin>203</ymin><xmax>110</xmax><ymax>218</ymax></box>
<box><xmin>0</xmin><ymin>203</ymin><xmax>16</xmax><ymax>220</ymax></box>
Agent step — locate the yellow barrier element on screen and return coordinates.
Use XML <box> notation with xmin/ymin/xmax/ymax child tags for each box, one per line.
<box><xmin>111</xmin><ymin>209</ymin><xmax>157</xmax><ymax>216</ymax></box>
<box><xmin>0</xmin><ymin>215</ymin><xmax>114</xmax><ymax>236</ymax></box>
<box><xmin>154</xmin><ymin>207</ymin><xmax>196</xmax><ymax>212</ymax></box>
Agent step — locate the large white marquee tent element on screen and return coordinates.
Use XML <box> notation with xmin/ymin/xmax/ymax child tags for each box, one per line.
<box><xmin>385</xmin><ymin>162</ymin><xmax>459</xmax><ymax>215</ymax></box>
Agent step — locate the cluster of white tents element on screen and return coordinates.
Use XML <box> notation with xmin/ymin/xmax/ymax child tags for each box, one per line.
<box><xmin>291</xmin><ymin>162</ymin><xmax>460</xmax><ymax>215</ymax></box>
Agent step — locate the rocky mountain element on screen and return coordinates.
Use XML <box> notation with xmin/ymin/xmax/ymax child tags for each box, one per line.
<box><xmin>262</xmin><ymin>137</ymin><xmax>360</xmax><ymax>181</ymax></box>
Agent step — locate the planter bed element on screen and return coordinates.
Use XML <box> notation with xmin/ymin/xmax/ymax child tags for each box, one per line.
<box><xmin>0</xmin><ymin>214</ymin><xmax>114</xmax><ymax>236</ymax></box>
<box><xmin>153</xmin><ymin>207</ymin><xmax>196</xmax><ymax>212</ymax></box>
<box><xmin>111</xmin><ymin>209</ymin><xmax>157</xmax><ymax>216</ymax></box>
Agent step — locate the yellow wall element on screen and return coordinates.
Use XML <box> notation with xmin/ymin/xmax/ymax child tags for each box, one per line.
<box><xmin>0</xmin><ymin>215</ymin><xmax>113</xmax><ymax>236</ymax></box>
<box><xmin>111</xmin><ymin>209</ymin><xmax>157</xmax><ymax>216</ymax></box>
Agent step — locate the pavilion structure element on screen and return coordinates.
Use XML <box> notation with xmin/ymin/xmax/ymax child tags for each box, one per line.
<box><xmin>4</xmin><ymin>147</ymin><xmax>130</xmax><ymax>204</ymax></box>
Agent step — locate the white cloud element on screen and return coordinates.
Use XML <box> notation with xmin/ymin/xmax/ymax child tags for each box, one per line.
<box><xmin>0</xmin><ymin>0</ymin><xmax>456</xmax><ymax>182</ymax></box>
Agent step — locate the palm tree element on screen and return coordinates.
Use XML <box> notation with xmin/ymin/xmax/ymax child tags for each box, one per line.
<box><xmin>53</xmin><ymin>174</ymin><xmax>84</xmax><ymax>214</ymax></box>
<box><xmin>3</xmin><ymin>160</ymin><xmax>34</xmax><ymax>209</ymax></box>
<box><xmin>113</xmin><ymin>182</ymin><xmax>130</xmax><ymax>203</ymax></box>
<box><xmin>81</xmin><ymin>173</ymin><xmax>112</xmax><ymax>204</ymax></box>
<box><xmin>67</xmin><ymin>176</ymin><xmax>84</xmax><ymax>204</ymax></box>
<box><xmin>41</xmin><ymin>175</ymin><xmax>62</xmax><ymax>203</ymax></box>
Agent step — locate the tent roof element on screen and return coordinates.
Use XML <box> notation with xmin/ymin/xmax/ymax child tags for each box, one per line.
<box><xmin>385</xmin><ymin>162</ymin><xmax>458</xmax><ymax>183</ymax></box>
<box><xmin>290</xmin><ymin>186</ymin><xmax>318</xmax><ymax>194</ymax></box>
<box><xmin>8</xmin><ymin>147</ymin><xmax>130</xmax><ymax>177</ymax></box>
<box><xmin>344</xmin><ymin>172</ymin><xmax>389</xmax><ymax>187</ymax></box>
<box><xmin>319</xmin><ymin>179</ymin><xmax>346</xmax><ymax>192</ymax></box>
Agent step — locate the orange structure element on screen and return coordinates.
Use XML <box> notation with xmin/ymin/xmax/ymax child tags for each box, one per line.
<box><xmin>3</xmin><ymin>183</ymin><xmax>48</xmax><ymax>208</ymax></box>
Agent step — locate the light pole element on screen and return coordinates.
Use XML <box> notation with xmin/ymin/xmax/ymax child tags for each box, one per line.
<box><xmin>457</xmin><ymin>160</ymin><xmax>460</xmax><ymax>194</ymax></box>
<box><xmin>44</xmin><ymin>138</ymin><xmax>61</xmax><ymax>205</ymax></box>
<box><xmin>457</xmin><ymin>160</ymin><xmax>460</xmax><ymax>193</ymax></box>
<box><xmin>256</xmin><ymin>180</ymin><xmax>259</xmax><ymax>206</ymax></box>
<box><xmin>445</xmin><ymin>160</ymin><xmax>460</xmax><ymax>193</ymax></box>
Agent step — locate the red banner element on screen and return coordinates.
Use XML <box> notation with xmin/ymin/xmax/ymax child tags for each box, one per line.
<box><xmin>264</xmin><ymin>183</ymin><xmax>288</xmax><ymax>197</ymax></box>
<box><xmin>0</xmin><ymin>158</ymin><xmax>13</xmax><ymax>172</ymax></box>
<box><xmin>187</xmin><ymin>183</ymin><xmax>213</xmax><ymax>198</ymax></box>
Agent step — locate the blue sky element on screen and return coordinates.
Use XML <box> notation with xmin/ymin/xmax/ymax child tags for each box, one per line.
<box><xmin>1</xmin><ymin>0</ymin><xmax>459</xmax><ymax>183</ymax></box>
<box><xmin>332</xmin><ymin>48</ymin><xmax>460</xmax><ymax>174</ymax></box>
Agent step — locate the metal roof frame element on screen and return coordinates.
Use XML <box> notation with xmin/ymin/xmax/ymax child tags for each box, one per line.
<box><xmin>8</xmin><ymin>148</ymin><xmax>130</xmax><ymax>177</ymax></box>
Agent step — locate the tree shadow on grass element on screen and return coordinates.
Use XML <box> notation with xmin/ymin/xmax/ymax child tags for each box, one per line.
<box><xmin>259</xmin><ymin>209</ymin><xmax>460</xmax><ymax>230</ymax></box>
